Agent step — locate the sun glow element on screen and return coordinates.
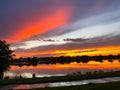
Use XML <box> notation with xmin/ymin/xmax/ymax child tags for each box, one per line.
<box><xmin>14</xmin><ymin>46</ymin><xmax>120</xmax><ymax>58</ymax></box>
<box><xmin>53</xmin><ymin>46</ymin><xmax>120</xmax><ymax>56</ymax></box>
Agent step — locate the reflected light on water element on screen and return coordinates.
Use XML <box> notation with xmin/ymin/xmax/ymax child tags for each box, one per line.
<box><xmin>4</xmin><ymin>60</ymin><xmax>120</xmax><ymax>78</ymax></box>
<box><xmin>11</xmin><ymin>77</ymin><xmax>120</xmax><ymax>89</ymax></box>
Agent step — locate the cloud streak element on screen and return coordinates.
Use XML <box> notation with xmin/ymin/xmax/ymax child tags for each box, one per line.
<box><xmin>0</xmin><ymin>0</ymin><xmax>74</xmax><ymax>43</ymax></box>
<box><xmin>31</xmin><ymin>10</ymin><xmax>120</xmax><ymax>40</ymax></box>
<box><xmin>1</xmin><ymin>0</ymin><xmax>120</xmax><ymax>57</ymax></box>
<box><xmin>4</xmin><ymin>7</ymin><xmax>72</xmax><ymax>43</ymax></box>
<box><xmin>14</xmin><ymin>35</ymin><xmax>120</xmax><ymax>57</ymax></box>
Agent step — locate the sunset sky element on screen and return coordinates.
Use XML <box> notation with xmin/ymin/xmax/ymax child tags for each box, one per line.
<box><xmin>1</xmin><ymin>0</ymin><xmax>120</xmax><ymax>57</ymax></box>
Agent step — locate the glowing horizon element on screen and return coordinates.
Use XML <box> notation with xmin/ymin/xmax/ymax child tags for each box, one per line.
<box><xmin>14</xmin><ymin>46</ymin><xmax>120</xmax><ymax>58</ymax></box>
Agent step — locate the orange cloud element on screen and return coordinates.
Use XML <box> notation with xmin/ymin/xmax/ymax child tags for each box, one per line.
<box><xmin>6</xmin><ymin>7</ymin><xmax>72</xmax><ymax>43</ymax></box>
<box><xmin>14</xmin><ymin>46</ymin><xmax>120</xmax><ymax>58</ymax></box>
<box><xmin>15</xmin><ymin>50</ymin><xmax>54</xmax><ymax>58</ymax></box>
<box><xmin>50</xmin><ymin>46</ymin><xmax>120</xmax><ymax>57</ymax></box>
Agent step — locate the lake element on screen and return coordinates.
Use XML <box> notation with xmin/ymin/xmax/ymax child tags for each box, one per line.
<box><xmin>4</xmin><ymin>60</ymin><xmax>120</xmax><ymax>78</ymax></box>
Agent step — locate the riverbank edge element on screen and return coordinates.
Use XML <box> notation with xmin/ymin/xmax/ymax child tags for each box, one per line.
<box><xmin>0</xmin><ymin>71</ymin><xmax>120</xmax><ymax>85</ymax></box>
<box><xmin>31</xmin><ymin>81</ymin><xmax>120</xmax><ymax>90</ymax></box>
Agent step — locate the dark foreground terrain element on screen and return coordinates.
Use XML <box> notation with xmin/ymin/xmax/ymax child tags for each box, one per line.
<box><xmin>32</xmin><ymin>81</ymin><xmax>120</xmax><ymax>90</ymax></box>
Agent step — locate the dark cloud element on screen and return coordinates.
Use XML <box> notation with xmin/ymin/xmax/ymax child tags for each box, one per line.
<box><xmin>42</xmin><ymin>39</ymin><xmax>56</xmax><ymax>42</ymax></box>
<box><xmin>64</xmin><ymin>38</ymin><xmax>88</xmax><ymax>42</ymax></box>
<box><xmin>78</xmin><ymin>49</ymin><xmax>98</xmax><ymax>53</ymax></box>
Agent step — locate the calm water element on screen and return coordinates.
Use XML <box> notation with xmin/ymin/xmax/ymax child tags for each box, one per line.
<box><xmin>4</xmin><ymin>60</ymin><xmax>120</xmax><ymax>78</ymax></box>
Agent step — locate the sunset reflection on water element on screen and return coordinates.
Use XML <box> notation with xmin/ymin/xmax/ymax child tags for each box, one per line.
<box><xmin>4</xmin><ymin>60</ymin><xmax>120</xmax><ymax>78</ymax></box>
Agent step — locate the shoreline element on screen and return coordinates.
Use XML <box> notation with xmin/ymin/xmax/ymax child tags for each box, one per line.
<box><xmin>1</xmin><ymin>77</ymin><xmax>120</xmax><ymax>90</ymax></box>
<box><xmin>0</xmin><ymin>70</ymin><xmax>120</xmax><ymax>85</ymax></box>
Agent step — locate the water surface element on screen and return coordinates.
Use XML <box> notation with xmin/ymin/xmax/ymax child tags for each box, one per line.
<box><xmin>4</xmin><ymin>60</ymin><xmax>120</xmax><ymax>78</ymax></box>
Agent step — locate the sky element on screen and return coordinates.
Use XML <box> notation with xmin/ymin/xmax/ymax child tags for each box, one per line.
<box><xmin>1</xmin><ymin>0</ymin><xmax>120</xmax><ymax>57</ymax></box>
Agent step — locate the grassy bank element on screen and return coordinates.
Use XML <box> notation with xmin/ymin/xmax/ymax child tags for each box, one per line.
<box><xmin>32</xmin><ymin>81</ymin><xmax>120</xmax><ymax>90</ymax></box>
<box><xmin>0</xmin><ymin>71</ymin><xmax>120</xmax><ymax>85</ymax></box>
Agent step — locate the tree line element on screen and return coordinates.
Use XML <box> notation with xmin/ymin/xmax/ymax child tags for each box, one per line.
<box><xmin>12</xmin><ymin>54</ymin><xmax>120</xmax><ymax>67</ymax></box>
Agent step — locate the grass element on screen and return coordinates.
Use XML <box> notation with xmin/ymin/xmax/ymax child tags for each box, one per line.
<box><xmin>0</xmin><ymin>71</ymin><xmax>120</xmax><ymax>85</ymax></box>
<box><xmin>31</xmin><ymin>81</ymin><xmax>120</xmax><ymax>90</ymax></box>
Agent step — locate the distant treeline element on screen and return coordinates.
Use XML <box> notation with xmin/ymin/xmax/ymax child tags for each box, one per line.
<box><xmin>11</xmin><ymin>54</ymin><xmax>120</xmax><ymax>66</ymax></box>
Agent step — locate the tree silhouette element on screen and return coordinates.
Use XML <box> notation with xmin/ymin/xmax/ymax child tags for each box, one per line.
<box><xmin>0</xmin><ymin>40</ymin><xmax>14</xmax><ymax>79</ymax></box>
